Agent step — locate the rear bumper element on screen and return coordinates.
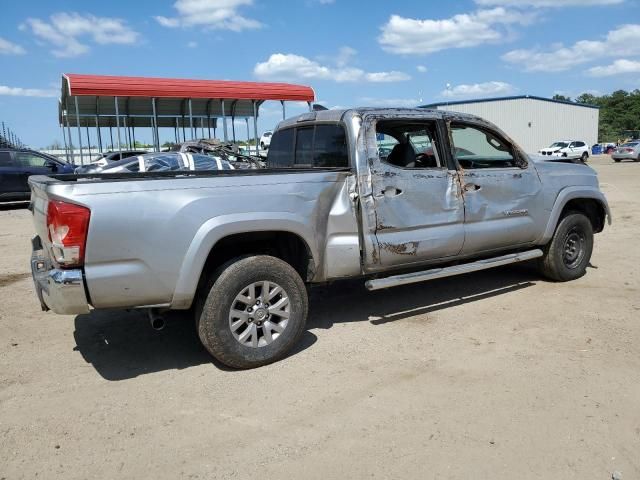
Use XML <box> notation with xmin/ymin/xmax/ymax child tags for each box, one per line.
<box><xmin>31</xmin><ymin>236</ymin><xmax>90</xmax><ymax>315</ymax></box>
<box><xmin>611</xmin><ymin>153</ymin><xmax>636</xmax><ymax>160</ymax></box>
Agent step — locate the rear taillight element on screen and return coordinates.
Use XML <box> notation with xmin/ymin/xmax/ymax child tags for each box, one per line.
<box><xmin>46</xmin><ymin>200</ymin><xmax>90</xmax><ymax>268</ymax></box>
<box><xmin>625</xmin><ymin>148</ymin><xmax>634</xmax><ymax>152</ymax></box>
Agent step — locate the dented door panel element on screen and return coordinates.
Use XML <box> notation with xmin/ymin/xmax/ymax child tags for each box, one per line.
<box><xmin>459</xmin><ymin>166</ymin><xmax>544</xmax><ymax>254</ymax></box>
<box><xmin>359</xmin><ymin>114</ymin><xmax>465</xmax><ymax>270</ymax></box>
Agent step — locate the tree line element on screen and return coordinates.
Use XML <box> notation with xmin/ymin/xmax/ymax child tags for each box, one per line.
<box><xmin>552</xmin><ymin>90</ymin><xmax>640</xmax><ymax>142</ymax></box>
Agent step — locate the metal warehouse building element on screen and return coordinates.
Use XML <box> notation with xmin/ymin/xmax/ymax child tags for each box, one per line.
<box><xmin>422</xmin><ymin>95</ymin><xmax>599</xmax><ymax>154</ymax></box>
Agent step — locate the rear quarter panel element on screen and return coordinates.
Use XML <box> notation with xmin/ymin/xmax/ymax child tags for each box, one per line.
<box><xmin>42</xmin><ymin>171</ymin><xmax>357</xmax><ymax>309</ymax></box>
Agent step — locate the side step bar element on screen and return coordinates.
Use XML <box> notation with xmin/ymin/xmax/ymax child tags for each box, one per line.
<box><xmin>365</xmin><ymin>249</ymin><xmax>543</xmax><ymax>291</ymax></box>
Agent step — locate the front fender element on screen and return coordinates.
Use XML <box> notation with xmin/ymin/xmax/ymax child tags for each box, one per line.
<box><xmin>540</xmin><ymin>186</ymin><xmax>611</xmax><ymax>243</ymax></box>
<box><xmin>170</xmin><ymin>212</ymin><xmax>318</xmax><ymax>309</ymax></box>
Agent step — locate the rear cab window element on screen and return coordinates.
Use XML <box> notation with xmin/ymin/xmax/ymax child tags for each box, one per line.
<box><xmin>267</xmin><ymin>123</ymin><xmax>349</xmax><ymax>168</ymax></box>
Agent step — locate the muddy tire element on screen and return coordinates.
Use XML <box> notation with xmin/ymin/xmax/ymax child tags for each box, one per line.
<box><xmin>196</xmin><ymin>255</ymin><xmax>308</xmax><ymax>369</ymax></box>
<box><xmin>539</xmin><ymin>212</ymin><xmax>593</xmax><ymax>282</ymax></box>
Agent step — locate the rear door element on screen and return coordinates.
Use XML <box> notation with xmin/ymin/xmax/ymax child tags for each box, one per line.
<box><xmin>13</xmin><ymin>152</ymin><xmax>59</xmax><ymax>193</ymax></box>
<box><xmin>363</xmin><ymin>115</ymin><xmax>465</xmax><ymax>270</ymax></box>
<box><xmin>0</xmin><ymin>151</ymin><xmax>27</xmax><ymax>198</ymax></box>
<box><xmin>449</xmin><ymin>121</ymin><xmax>544</xmax><ymax>254</ymax></box>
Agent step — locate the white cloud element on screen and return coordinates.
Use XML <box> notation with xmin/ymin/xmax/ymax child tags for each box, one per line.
<box><xmin>155</xmin><ymin>0</ymin><xmax>261</xmax><ymax>31</ymax></box>
<box><xmin>379</xmin><ymin>8</ymin><xmax>536</xmax><ymax>55</ymax></box>
<box><xmin>475</xmin><ymin>0</ymin><xmax>622</xmax><ymax>6</ymax></box>
<box><xmin>254</xmin><ymin>52</ymin><xmax>411</xmax><ymax>83</ymax></box>
<box><xmin>441</xmin><ymin>81</ymin><xmax>516</xmax><ymax>98</ymax></box>
<box><xmin>416</xmin><ymin>65</ymin><xmax>428</xmax><ymax>73</ymax></box>
<box><xmin>364</xmin><ymin>71</ymin><xmax>412</xmax><ymax>82</ymax></box>
<box><xmin>21</xmin><ymin>12</ymin><xmax>139</xmax><ymax>58</ymax></box>
<box><xmin>0</xmin><ymin>85</ymin><xmax>58</xmax><ymax>98</ymax></box>
<box><xmin>502</xmin><ymin>24</ymin><xmax>640</xmax><ymax>71</ymax></box>
<box><xmin>335</xmin><ymin>46</ymin><xmax>356</xmax><ymax>67</ymax></box>
<box><xmin>588</xmin><ymin>58</ymin><xmax>640</xmax><ymax>76</ymax></box>
<box><xmin>187</xmin><ymin>41</ymin><xmax>198</xmax><ymax>48</ymax></box>
<box><xmin>358</xmin><ymin>97</ymin><xmax>420</xmax><ymax>108</ymax></box>
<box><xmin>0</xmin><ymin>37</ymin><xmax>26</xmax><ymax>55</ymax></box>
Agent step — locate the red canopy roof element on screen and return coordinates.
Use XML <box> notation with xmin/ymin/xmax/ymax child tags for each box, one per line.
<box><xmin>63</xmin><ymin>74</ymin><xmax>315</xmax><ymax>102</ymax></box>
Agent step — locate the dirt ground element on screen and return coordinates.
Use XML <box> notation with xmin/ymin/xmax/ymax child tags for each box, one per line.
<box><xmin>1</xmin><ymin>155</ymin><xmax>639</xmax><ymax>479</ymax></box>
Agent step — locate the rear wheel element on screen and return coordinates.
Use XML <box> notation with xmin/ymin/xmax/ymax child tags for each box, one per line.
<box><xmin>614</xmin><ymin>158</ymin><xmax>621</xmax><ymax>163</ymax></box>
<box><xmin>196</xmin><ymin>255</ymin><xmax>308</xmax><ymax>369</ymax></box>
<box><xmin>581</xmin><ymin>152</ymin><xmax>589</xmax><ymax>162</ymax></box>
<box><xmin>636</xmin><ymin>154</ymin><xmax>640</xmax><ymax>162</ymax></box>
<box><xmin>539</xmin><ymin>212</ymin><xmax>593</xmax><ymax>281</ymax></box>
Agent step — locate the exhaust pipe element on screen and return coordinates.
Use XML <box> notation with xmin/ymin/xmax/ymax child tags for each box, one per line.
<box><xmin>148</xmin><ymin>309</ymin><xmax>166</xmax><ymax>331</ymax></box>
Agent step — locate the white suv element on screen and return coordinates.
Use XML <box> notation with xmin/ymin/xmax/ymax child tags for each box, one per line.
<box><xmin>539</xmin><ymin>141</ymin><xmax>589</xmax><ymax>162</ymax></box>
<box><xmin>259</xmin><ymin>131</ymin><xmax>273</xmax><ymax>150</ymax></box>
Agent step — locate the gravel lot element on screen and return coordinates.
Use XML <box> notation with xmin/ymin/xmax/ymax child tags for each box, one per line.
<box><xmin>1</xmin><ymin>155</ymin><xmax>639</xmax><ymax>479</ymax></box>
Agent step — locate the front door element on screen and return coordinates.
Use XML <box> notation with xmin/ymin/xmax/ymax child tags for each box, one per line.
<box><xmin>364</xmin><ymin>116</ymin><xmax>465</xmax><ymax>270</ymax></box>
<box><xmin>449</xmin><ymin>121</ymin><xmax>544</xmax><ymax>254</ymax></box>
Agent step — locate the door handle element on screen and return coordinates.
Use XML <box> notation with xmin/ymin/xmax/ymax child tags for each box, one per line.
<box><xmin>380</xmin><ymin>186</ymin><xmax>402</xmax><ymax>197</ymax></box>
<box><xmin>463</xmin><ymin>183</ymin><xmax>481</xmax><ymax>192</ymax></box>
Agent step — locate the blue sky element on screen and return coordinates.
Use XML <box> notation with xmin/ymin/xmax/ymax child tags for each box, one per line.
<box><xmin>1</xmin><ymin>0</ymin><xmax>639</xmax><ymax>148</ymax></box>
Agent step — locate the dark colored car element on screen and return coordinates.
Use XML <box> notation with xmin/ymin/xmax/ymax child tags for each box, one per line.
<box><xmin>75</xmin><ymin>150</ymin><xmax>148</xmax><ymax>173</ymax></box>
<box><xmin>0</xmin><ymin>149</ymin><xmax>75</xmax><ymax>201</ymax></box>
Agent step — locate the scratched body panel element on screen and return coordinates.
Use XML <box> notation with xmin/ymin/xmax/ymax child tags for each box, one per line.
<box><xmin>459</xmin><ymin>166</ymin><xmax>544</xmax><ymax>254</ymax></box>
<box><xmin>356</xmin><ymin>111</ymin><xmax>465</xmax><ymax>271</ymax></box>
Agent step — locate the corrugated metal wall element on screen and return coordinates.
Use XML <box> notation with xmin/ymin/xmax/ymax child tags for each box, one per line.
<box><xmin>435</xmin><ymin>98</ymin><xmax>599</xmax><ymax>154</ymax></box>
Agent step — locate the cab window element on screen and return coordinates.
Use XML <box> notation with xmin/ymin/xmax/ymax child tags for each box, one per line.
<box><xmin>15</xmin><ymin>152</ymin><xmax>50</xmax><ymax>168</ymax></box>
<box><xmin>375</xmin><ymin>120</ymin><xmax>443</xmax><ymax>169</ymax></box>
<box><xmin>267</xmin><ymin>124</ymin><xmax>348</xmax><ymax>168</ymax></box>
<box><xmin>450</xmin><ymin>124</ymin><xmax>519</xmax><ymax>169</ymax></box>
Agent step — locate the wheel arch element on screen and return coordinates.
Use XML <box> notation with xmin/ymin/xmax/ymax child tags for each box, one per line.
<box><xmin>171</xmin><ymin>214</ymin><xmax>317</xmax><ymax>309</ymax></box>
<box><xmin>541</xmin><ymin>187</ymin><xmax>611</xmax><ymax>243</ymax></box>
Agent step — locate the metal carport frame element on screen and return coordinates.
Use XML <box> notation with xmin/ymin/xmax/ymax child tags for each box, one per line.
<box><xmin>59</xmin><ymin>73</ymin><xmax>315</xmax><ymax>163</ymax></box>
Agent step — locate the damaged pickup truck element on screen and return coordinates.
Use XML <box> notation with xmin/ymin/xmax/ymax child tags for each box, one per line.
<box><xmin>28</xmin><ymin>108</ymin><xmax>610</xmax><ymax>368</ymax></box>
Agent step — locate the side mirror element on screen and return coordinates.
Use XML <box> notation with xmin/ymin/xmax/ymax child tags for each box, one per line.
<box><xmin>45</xmin><ymin>161</ymin><xmax>58</xmax><ymax>172</ymax></box>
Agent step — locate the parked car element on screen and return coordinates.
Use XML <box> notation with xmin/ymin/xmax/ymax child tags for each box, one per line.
<box><xmin>78</xmin><ymin>152</ymin><xmax>236</xmax><ymax>174</ymax></box>
<box><xmin>29</xmin><ymin>108</ymin><xmax>610</xmax><ymax>369</ymax></box>
<box><xmin>75</xmin><ymin>150</ymin><xmax>148</xmax><ymax>173</ymax></box>
<box><xmin>172</xmin><ymin>140</ymin><xmax>264</xmax><ymax>168</ymax></box>
<box><xmin>611</xmin><ymin>142</ymin><xmax>640</xmax><ymax>162</ymax></box>
<box><xmin>259</xmin><ymin>131</ymin><xmax>273</xmax><ymax>150</ymax></box>
<box><xmin>0</xmin><ymin>148</ymin><xmax>74</xmax><ymax>201</ymax></box>
<box><xmin>538</xmin><ymin>141</ymin><xmax>590</xmax><ymax>161</ymax></box>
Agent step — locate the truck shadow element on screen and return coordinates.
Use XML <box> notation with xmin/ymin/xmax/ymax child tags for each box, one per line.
<box><xmin>307</xmin><ymin>262</ymin><xmax>538</xmax><ymax>329</ymax></box>
<box><xmin>73</xmin><ymin>263</ymin><xmax>538</xmax><ymax>381</ymax></box>
<box><xmin>72</xmin><ymin>310</ymin><xmax>318</xmax><ymax>381</ymax></box>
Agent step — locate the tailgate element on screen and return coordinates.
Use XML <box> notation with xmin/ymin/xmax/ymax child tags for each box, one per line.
<box><xmin>28</xmin><ymin>175</ymin><xmax>54</xmax><ymax>249</ymax></box>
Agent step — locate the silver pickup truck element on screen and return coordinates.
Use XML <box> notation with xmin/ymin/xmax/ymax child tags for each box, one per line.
<box><xmin>29</xmin><ymin>108</ymin><xmax>610</xmax><ymax>368</ymax></box>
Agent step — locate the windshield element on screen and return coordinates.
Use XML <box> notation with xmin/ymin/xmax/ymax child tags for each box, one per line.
<box><xmin>549</xmin><ymin>142</ymin><xmax>568</xmax><ymax>148</ymax></box>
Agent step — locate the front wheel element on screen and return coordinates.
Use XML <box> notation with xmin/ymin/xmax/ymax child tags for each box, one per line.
<box><xmin>539</xmin><ymin>212</ymin><xmax>593</xmax><ymax>281</ymax></box>
<box><xmin>196</xmin><ymin>255</ymin><xmax>308</xmax><ymax>369</ymax></box>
